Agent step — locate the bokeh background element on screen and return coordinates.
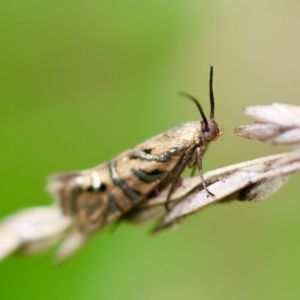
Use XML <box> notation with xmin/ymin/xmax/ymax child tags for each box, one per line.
<box><xmin>1</xmin><ymin>1</ymin><xmax>300</xmax><ymax>299</ymax></box>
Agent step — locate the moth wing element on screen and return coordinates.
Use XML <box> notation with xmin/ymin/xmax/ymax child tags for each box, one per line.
<box><xmin>47</xmin><ymin>171</ymin><xmax>110</xmax><ymax>232</ymax></box>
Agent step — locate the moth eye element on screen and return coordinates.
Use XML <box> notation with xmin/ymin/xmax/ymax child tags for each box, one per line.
<box><xmin>203</xmin><ymin>132</ymin><xmax>216</xmax><ymax>142</ymax></box>
<box><xmin>201</xmin><ymin>120</ymin><xmax>220</xmax><ymax>142</ymax></box>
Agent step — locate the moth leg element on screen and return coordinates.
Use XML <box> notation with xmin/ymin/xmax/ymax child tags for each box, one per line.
<box><xmin>190</xmin><ymin>166</ymin><xmax>197</xmax><ymax>177</ymax></box>
<box><xmin>164</xmin><ymin>156</ymin><xmax>188</xmax><ymax>211</ymax></box>
<box><xmin>196</xmin><ymin>146</ymin><xmax>214</xmax><ymax>196</ymax></box>
<box><xmin>130</xmin><ymin>148</ymin><xmax>179</xmax><ymax>163</ymax></box>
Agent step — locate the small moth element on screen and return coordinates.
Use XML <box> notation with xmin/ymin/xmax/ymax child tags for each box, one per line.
<box><xmin>48</xmin><ymin>66</ymin><xmax>223</xmax><ymax>234</ymax></box>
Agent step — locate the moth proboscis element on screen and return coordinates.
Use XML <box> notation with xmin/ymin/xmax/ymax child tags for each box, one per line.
<box><xmin>48</xmin><ymin>66</ymin><xmax>223</xmax><ymax>235</ymax></box>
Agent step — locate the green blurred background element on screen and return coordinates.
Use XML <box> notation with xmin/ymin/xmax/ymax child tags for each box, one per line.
<box><xmin>1</xmin><ymin>1</ymin><xmax>300</xmax><ymax>299</ymax></box>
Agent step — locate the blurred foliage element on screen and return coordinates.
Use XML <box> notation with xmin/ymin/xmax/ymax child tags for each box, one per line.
<box><xmin>1</xmin><ymin>1</ymin><xmax>300</xmax><ymax>299</ymax></box>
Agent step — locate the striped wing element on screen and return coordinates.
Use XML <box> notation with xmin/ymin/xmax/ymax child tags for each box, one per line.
<box><xmin>48</xmin><ymin>122</ymin><xmax>199</xmax><ymax>233</ymax></box>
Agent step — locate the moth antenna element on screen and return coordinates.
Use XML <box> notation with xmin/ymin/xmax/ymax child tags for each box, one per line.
<box><xmin>209</xmin><ymin>66</ymin><xmax>215</xmax><ymax>119</ymax></box>
<box><xmin>179</xmin><ymin>92</ymin><xmax>209</xmax><ymax>130</ymax></box>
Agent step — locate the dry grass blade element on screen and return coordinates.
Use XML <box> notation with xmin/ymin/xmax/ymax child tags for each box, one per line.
<box><xmin>151</xmin><ymin>102</ymin><xmax>300</xmax><ymax>232</ymax></box>
<box><xmin>151</xmin><ymin>151</ymin><xmax>300</xmax><ymax>232</ymax></box>
<box><xmin>1</xmin><ymin>102</ymin><xmax>300</xmax><ymax>261</ymax></box>
<box><xmin>235</xmin><ymin>103</ymin><xmax>300</xmax><ymax>146</ymax></box>
<box><xmin>0</xmin><ymin>205</ymin><xmax>72</xmax><ymax>260</ymax></box>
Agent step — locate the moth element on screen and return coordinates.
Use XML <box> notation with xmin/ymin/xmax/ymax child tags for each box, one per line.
<box><xmin>48</xmin><ymin>66</ymin><xmax>222</xmax><ymax>234</ymax></box>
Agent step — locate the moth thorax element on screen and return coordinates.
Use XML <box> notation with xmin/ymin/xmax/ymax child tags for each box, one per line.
<box><xmin>201</xmin><ymin>119</ymin><xmax>220</xmax><ymax>142</ymax></box>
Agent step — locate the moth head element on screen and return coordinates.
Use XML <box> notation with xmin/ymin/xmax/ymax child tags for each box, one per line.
<box><xmin>180</xmin><ymin>66</ymin><xmax>223</xmax><ymax>143</ymax></box>
<box><xmin>200</xmin><ymin>119</ymin><xmax>222</xmax><ymax>142</ymax></box>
